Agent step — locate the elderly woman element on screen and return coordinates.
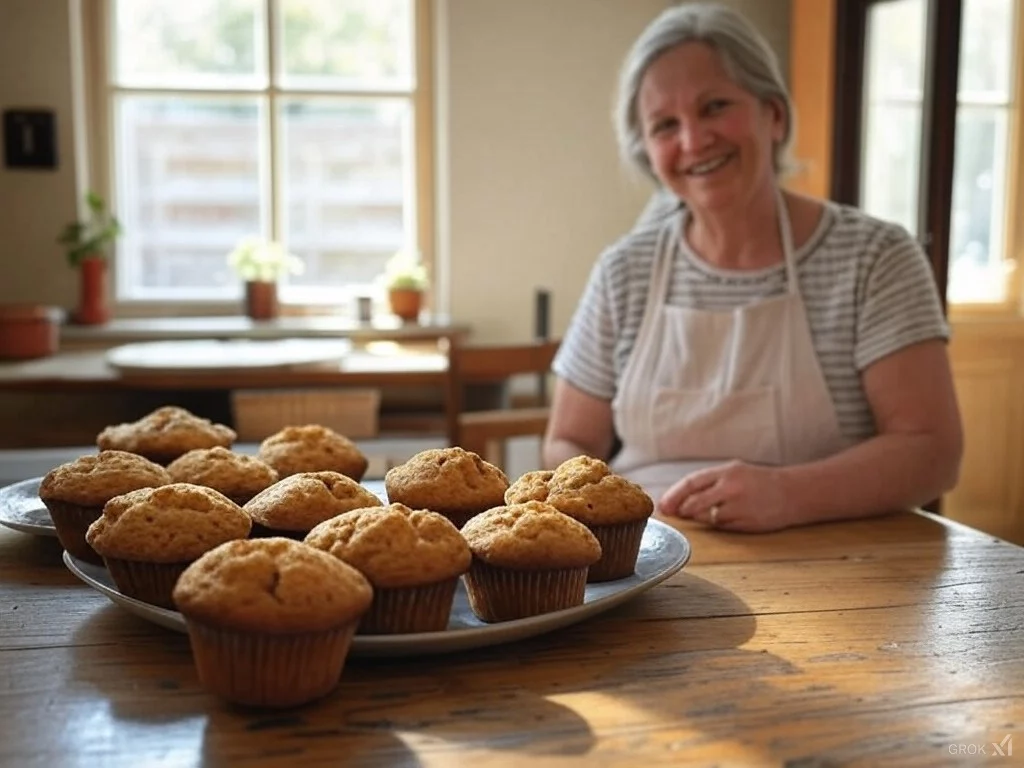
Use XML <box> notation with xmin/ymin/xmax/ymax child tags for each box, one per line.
<box><xmin>543</xmin><ymin>3</ymin><xmax>962</xmax><ymax>532</ymax></box>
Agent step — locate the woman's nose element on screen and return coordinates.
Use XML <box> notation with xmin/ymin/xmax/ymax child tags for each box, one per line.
<box><xmin>677</xmin><ymin>119</ymin><xmax>711</xmax><ymax>153</ymax></box>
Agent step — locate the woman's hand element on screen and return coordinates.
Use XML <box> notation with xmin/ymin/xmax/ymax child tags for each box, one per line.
<box><xmin>657</xmin><ymin>461</ymin><xmax>796</xmax><ymax>533</ymax></box>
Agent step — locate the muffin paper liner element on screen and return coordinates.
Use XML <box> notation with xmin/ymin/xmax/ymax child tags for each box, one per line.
<box><xmin>42</xmin><ymin>499</ymin><xmax>105</xmax><ymax>565</ymax></box>
<box><xmin>464</xmin><ymin>562</ymin><xmax>588</xmax><ymax>622</ymax></box>
<box><xmin>586</xmin><ymin>518</ymin><xmax>649</xmax><ymax>582</ymax></box>
<box><xmin>184</xmin><ymin>619</ymin><xmax>358</xmax><ymax>708</ymax></box>
<box><xmin>102</xmin><ymin>558</ymin><xmax>191</xmax><ymax>610</ymax></box>
<box><xmin>358</xmin><ymin>578</ymin><xmax>459</xmax><ymax>634</ymax></box>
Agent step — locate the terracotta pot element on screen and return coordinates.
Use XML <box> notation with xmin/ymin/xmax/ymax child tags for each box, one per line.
<box><xmin>74</xmin><ymin>256</ymin><xmax>110</xmax><ymax>325</ymax></box>
<box><xmin>0</xmin><ymin>304</ymin><xmax>63</xmax><ymax>359</ymax></box>
<box><xmin>245</xmin><ymin>281</ymin><xmax>279</xmax><ymax>321</ymax></box>
<box><xmin>388</xmin><ymin>289</ymin><xmax>423</xmax><ymax>323</ymax></box>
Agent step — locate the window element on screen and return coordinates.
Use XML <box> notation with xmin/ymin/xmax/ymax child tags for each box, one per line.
<box><xmin>96</xmin><ymin>0</ymin><xmax>431</xmax><ymax>307</ymax></box>
<box><xmin>833</xmin><ymin>0</ymin><xmax>1022</xmax><ymax>311</ymax></box>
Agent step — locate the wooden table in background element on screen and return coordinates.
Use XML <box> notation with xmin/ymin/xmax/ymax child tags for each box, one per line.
<box><xmin>1</xmin><ymin>512</ymin><xmax>1022</xmax><ymax>767</ymax></box>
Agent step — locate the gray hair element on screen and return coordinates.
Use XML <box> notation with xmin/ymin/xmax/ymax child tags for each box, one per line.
<box><xmin>615</xmin><ymin>2</ymin><xmax>794</xmax><ymax>180</ymax></box>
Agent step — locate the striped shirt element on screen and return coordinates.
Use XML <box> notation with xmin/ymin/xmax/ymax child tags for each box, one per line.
<box><xmin>553</xmin><ymin>199</ymin><xmax>950</xmax><ymax>442</ymax></box>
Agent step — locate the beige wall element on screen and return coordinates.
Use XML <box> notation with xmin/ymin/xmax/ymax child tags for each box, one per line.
<box><xmin>0</xmin><ymin>0</ymin><xmax>82</xmax><ymax>307</ymax></box>
<box><xmin>0</xmin><ymin>0</ymin><xmax>790</xmax><ymax>342</ymax></box>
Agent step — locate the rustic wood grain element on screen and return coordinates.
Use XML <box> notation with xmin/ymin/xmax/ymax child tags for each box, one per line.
<box><xmin>1</xmin><ymin>511</ymin><xmax>1021</xmax><ymax>767</ymax></box>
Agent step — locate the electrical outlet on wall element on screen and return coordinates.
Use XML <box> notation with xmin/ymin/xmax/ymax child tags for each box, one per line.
<box><xmin>3</xmin><ymin>109</ymin><xmax>58</xmax><ymax>170</ymax></box>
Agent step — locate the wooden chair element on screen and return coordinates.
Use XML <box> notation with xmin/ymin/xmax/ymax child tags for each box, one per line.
<box><xmin>445</xmin><ymin>337</ymin><xmax>560</xmax><ymax>470</ymax></box>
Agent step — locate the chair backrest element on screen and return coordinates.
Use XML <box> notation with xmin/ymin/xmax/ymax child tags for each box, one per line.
<box><xmin>444</xmin><ymin>338</ymin><xmax>560</xmax><ymax>465</ymax></box>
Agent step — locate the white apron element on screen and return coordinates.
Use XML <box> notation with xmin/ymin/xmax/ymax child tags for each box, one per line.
<box><xmin>610</xmin><ymin>191</ymin><xmax>848</xmax><ymax>502</ymax></box>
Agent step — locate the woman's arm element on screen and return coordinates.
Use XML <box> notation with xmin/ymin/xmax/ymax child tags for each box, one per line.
<box><xmin>660</xmin><ymin>339</ymin><xmax>963</xmax><ymax>531</ymax></box>
<box><xmin>542</xmin><ymin>379</ymin><xmax>616</xmax><ymax>468</ymax></box>
<box><xmin>781</xmin><ymin>337</ymin><xmax>962</xmax><ymax>521</ymax></box>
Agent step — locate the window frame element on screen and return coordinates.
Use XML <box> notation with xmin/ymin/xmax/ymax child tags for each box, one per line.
<box><xmin>831</xmin><ymin>0</ymin><xmax>1024</xmax><ymax>317</ymax></box>
<box><xmin>81</xmin><ymin>0</ymin><xmax>435</xmax><ymax>316</ymax></box>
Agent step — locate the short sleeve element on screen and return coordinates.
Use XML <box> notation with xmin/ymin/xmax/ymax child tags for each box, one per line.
<box><xmin>854</xmin><ymin>229</ymin><xmax>950</xmax><ymax>371</ymax></box>
<box><xmin>553</xmin><ymin>255</ymin><xmax>621</xmax><ymax>401</ymax></box>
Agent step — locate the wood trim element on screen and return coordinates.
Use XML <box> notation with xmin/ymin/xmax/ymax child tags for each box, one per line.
<box><xmin>918</xmin><ymin>0</ymin><xmax>962</xmax><ymax>311</ymax></box>
<box><xmin>414</xmin><ymin>0</ymin><xmax>436</xmax><ymax>310</ymax></box>
<box><xmin>830</xmin><ymin>0</ymin><xmax>869</xmax><ymax>205</ymax></box>
<box><xmin>787</xmin><ymin>0</ymin><xmax>836</xmax><ymax>198</ymax></box>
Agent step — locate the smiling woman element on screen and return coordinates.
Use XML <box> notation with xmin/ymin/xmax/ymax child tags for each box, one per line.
<box><xmin>543</xmin><ymin>2</ymin><xmax>963</xmax><ymax>534</ymax></box>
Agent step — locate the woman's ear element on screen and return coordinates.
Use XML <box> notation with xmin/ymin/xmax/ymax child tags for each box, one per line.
<box><xmin>767</xmin><ymin>96</ymin><xmax>787</xmax><ymax>143</ymax></box>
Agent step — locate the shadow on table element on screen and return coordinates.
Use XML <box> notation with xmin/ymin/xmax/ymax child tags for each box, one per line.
<box><xmin>201</xmin><ymin>707</ymin><xmax>424</xmax><ymax>768</ymax></box>
<box><xmin>0</xmin><ymin>531</ymin><xmax>74</xmax><ymax>585</ymax></box>
<box><xmin>317</xmin><ymin>572</ymin><xmax>755</xmax><ymax>759</ymax></box>
<box><xmin>69</xmin><ymin>602</ymin><xmax>200</xmax><ymax>724</ymax></box>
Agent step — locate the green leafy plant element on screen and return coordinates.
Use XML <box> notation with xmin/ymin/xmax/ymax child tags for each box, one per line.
<box><xmin>227</xmin><ymin>236</ymin><xmax>305</xmax><ymax>283</ymax></box>
<box><xmin>57</xmin><ymin>191</ymin><xmax>123</xmax><ymax>267</ymax></box>
<box><xmin>382</xmin><ymin>250</ymin><xmax>429</xmax><ymax>291</ymax></box>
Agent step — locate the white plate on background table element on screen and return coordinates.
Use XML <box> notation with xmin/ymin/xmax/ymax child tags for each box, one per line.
<box><xmin>105</xmin><ymin>338</ymin><xmax>352</xmax><ymax>375</ymax></box>
<box><xmin>63</xmin><ymin>518</ymin><xmax>691</xmax><ymax>658</ymax></box>
<box><xmin>0</xmin><ymin>477</ymin><xmax>55</xmax><ymax>537</ymax></box>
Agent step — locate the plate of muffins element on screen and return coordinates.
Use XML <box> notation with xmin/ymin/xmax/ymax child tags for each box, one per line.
<box><xmin>5</xmin><ymin>405</ymin><xmax>691</xmax><ymax>707</ymax></box>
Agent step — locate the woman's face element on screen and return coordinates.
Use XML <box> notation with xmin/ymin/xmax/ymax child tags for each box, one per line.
<box><xmin>638</xmin><ymin>42</ymin><xmax>784</xmax><ymax>215</ymax></box>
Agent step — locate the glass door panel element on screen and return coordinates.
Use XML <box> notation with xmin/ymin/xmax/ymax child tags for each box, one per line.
<box><xmin>859</xmin><ymin>0</ymin><xmax>929</xmax><ymax>236</ymax></box>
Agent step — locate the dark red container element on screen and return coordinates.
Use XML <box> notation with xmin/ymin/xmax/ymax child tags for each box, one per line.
<box><xmin>0</xmin><ymin>304</ymin><xmax>63</xmax><ymax>359</ymax></box>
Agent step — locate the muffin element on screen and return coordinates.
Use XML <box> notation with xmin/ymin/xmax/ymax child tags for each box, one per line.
<box><xmin>257</xmin><ymin>425</ymin><xmax>368</xmax><ymax>480</ymax></box>
<box><xmin>39</xmin><ymin>450</ymin><xmax>172</xmax><ymax>565</ymax></box>
<box><xmin>86</xmin><ymin>483</ymin><xmax>252</xmax><ymax>609</ymax></box>
<box><xmin>506</xmin><ymin>456</ymin><xmax>653</xmax><ymax>582</ymax></box>
<box><xmin>460</xmin><ymin>501</ymin><xmax>601</xmax><ymax>622</ymax></box>
<box><xmin>305</xmin><ymin>503</ymin><xmax>471</xmax><ymax>634</ymax></box>
<box><xmin>385</xmin><ymin>447</ymin><xmax>508</xmax><ymax>528</ymax></box>
<box><xmin>173</xmin><ymin>537</ymin><xmax>373</xmax><ymax>708</ymax></box>
<box><xmin>243</xmin><ymin>471</ymin><xmax>383</xmax><ymax>540</ymax></box>
<box><xmin>167</xmin><ymin>446</ymin><xmax>279</xmax><ymax>506</ymax></box>
<box><xmin>96</xmin><ymin>406</ymin><xmax>236</xmax><ymax>465</ymax></box>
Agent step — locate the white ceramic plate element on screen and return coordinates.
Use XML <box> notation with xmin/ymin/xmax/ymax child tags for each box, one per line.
<box><xmin>63</xmin><ymin>519</ymin><xmax>691</xmax><ymax>657</ymax></box>
<box><xmin>0</xmin><ymin>477</ymin><xmax>55</xmax><ymax>537</ymax></box>
<box><xmin>105</xmin><ymin>338</ymin><xmax>352</xmax><ymax>375</ymax></box>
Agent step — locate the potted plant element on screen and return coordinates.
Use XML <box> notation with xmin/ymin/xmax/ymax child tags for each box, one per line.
<box><xmin>226</xmin><ymin>236</ymin><xmax>304</xmax><ymax>320</ymax></box>
<box><xmin>382</xmin><ymin>250</ymin><xmax>429</xmax><ymax>322</ymax></box>
<box><xmin>57</xmin><ymin>190</ymin><xmax>122</xmax><ymax>325</ymax></box>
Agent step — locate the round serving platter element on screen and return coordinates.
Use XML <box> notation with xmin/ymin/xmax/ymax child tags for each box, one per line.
<box><xmin>1</xmin><ymin>473</ymin><xmax>692</xmax><ymax>656</ymax></box>
<box><xmin>0</xmin><ymin>477</ymin><xmax>55</xmax><ymax>537</ymax></box>
<box><xmin>63</xmin><ymin>518</ymin><xmax>691</xmax><ymax>658</ymax></box>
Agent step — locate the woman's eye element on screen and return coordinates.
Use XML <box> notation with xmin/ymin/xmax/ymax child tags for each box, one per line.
<box><xmin>704</xmin><ymin>100</ymin><xmax>729</xmax><ymax>115</ymax></box>
<box><xmin>651</xmin><ymin>118</ymin><xmax>676</xmax><ymax>135</ymax></box>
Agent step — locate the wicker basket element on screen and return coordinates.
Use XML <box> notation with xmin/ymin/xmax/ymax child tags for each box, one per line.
<box><xmin>231</xmin><ymin>388</ymin><xmax>381</xmax><ymax>442</ymax></box>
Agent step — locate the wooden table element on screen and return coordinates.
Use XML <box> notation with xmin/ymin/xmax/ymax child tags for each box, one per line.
<box><xmin>1</xmin><ymin>511</ymin><xmax>1021</xmax><ymax>766</ymax></box>
<box><xmin>0</xmin><ymin>344</ymin><xmax>449</xmax><ymax>393</ymax></box>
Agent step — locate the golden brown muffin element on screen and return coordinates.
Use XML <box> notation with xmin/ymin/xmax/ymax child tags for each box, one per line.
<box><xmin>167</xmin><ymin>446</ymin><xmax>279</xmax><ymax>506</ymax></box>
<box><xmin>505</xmin><ymin>456</ymin><xmax>653</xmax><ymax>582</ymax></box>
<box><xmin>257</xmin><ymin>424</ymin><xmax>369</xmax><ymax>480</ymax></box>
<box><xmin>39</xmin><ymin>450</ymin><xmax>171</xmax><ymax>565</ymax></box>
<box><xmin>243</xmin><ymin>471</ymin><xmax>383</xmax><ymax>539</ymax></box>
<box><xmin>173</xmin><ymin>537</ymin><xmax>372</xmax><ymax>708</ymax></box>
<box><xmin>86</xmin><ymin>483</ymin><xmax>251</xmax><ymax>609</ymax></box>
<box><xmin>384</xmin><ymin>447</ymin><xmax>508</xmax><ymax>528</ymax></box>
<box><xmin>459</xmin><ymin>501</ymin><xmax>601</xmax><ymax>622</ymax></box>
<box><xmin>96</xmin><ymin>406</ymin><xmax>236</xmax><ymax>465</ymax></box>
<box><xmin>305</xmin><ymin>503</ymin><xmax>470</xmax><ymax>634</ymax></box>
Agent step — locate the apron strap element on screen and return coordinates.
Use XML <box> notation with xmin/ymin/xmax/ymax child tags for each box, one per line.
<box><xmin>775</xmin><ymin>187</ymin><xmax>800</xmax><ymax>296</ymax></box>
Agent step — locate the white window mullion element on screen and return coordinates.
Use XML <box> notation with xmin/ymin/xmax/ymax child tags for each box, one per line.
<box><xmin>266</xmin><ymin>0</ymin><xmax>280</xmax><ymax>245</ymax></box>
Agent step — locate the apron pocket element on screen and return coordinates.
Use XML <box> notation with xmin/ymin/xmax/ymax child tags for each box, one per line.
<box><xmin>651</xmin><ymin>386</ymin><xmax>782</xmax><ymax>465</ymax></box>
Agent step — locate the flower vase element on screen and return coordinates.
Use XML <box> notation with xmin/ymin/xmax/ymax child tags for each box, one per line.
<box><xmin>74</xmin><ymin>256</ymin><xmax>110</xmax><ymax>325</ymax></box>
<box><xmin>388</xmin><ymin>289</ymin><xmax>423</xmax><ymax>323</ymax></box>
<box><xmin>245</xmin><ymin>281</ymin><xmax>279</xmax><ymax>321</ymax></box>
